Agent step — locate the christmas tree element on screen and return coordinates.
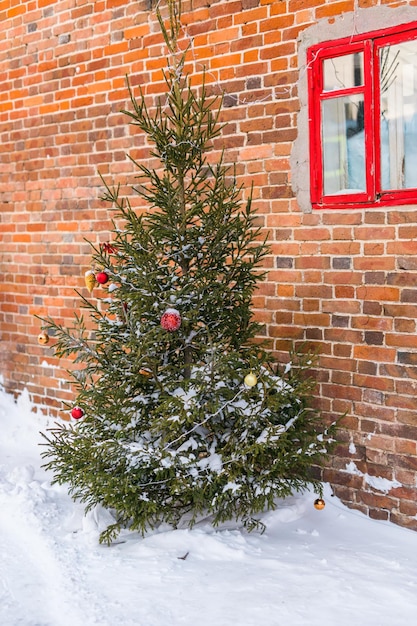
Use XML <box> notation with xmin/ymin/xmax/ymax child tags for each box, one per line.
<box><xmin>39</xmin><ymin>0</ymin><xmax>335</xmax><ymax>543</ymax></box>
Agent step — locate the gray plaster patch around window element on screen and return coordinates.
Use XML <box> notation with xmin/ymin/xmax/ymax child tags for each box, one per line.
<box><xmin>291</xmin><ymin>5</ymin><xmax>417</xmax><ymax>213</ymax></box>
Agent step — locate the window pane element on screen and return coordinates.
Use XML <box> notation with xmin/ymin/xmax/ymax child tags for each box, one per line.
<box><xmin>322</xmin><ymin>95</ymin><xmax>366</xmax><ymax>195</ymax></box>
<box><xmin>323</xmin><ymin>53</ymin><xmax>364</xmax><ymax>91</ymax></box>
<box><xmin>380</xmin><ymin>40</ymin><xmax>417</xmax><ymax>189</ymax></box>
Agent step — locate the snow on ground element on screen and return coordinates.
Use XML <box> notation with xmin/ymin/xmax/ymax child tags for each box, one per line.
<box><xmin>1</xmin><ymin>387</ymin><xmax>417</xmax><ymax>626</ymax></box>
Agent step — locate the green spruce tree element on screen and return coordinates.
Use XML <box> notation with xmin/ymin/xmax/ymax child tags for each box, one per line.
<box><xmin>40</xmin><ymin>0</ymin><xmax>335</xmax><ymax>543</ymax></box>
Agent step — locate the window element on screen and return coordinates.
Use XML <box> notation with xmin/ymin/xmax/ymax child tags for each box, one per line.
<box><xmin>308</xmin><ymin>21</ymin><xmax>417</xmax><ymax>209</ymax></box>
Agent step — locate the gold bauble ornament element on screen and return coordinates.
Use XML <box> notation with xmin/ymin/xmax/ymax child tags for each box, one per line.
<box><xmin>84</xmin><ymin>270</ymin><xmax>96</xmax><ymax>293</ymax></box>
<box><xmin>37</xmin><ymin>331</ymin><xmax>50</xmax><ymax>345</ymax></box>
<box><xmin>244</xmin><ymin>372</ymin><xmax>258</xmax><ymax>387</ymax></box>
<box><xmin>314</xmin><ymin>498</ymin><xmax>326</xmax><ymax>510</ymax></box>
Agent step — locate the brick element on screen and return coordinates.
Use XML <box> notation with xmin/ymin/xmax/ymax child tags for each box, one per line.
<box><xmin>332</xmin><ymin>226</ymin><xmax>353</xmax><ymax>240</ymax></box>
<box><xmin>331</xmin><ymin>484</ymin><xmax>356</xmax><ymax>503</ymax></box>
<box><xmin>369</xmin><ymin>508</ymin><xmax>389</xmax><ymax>521</ymax></box>
<box><xmin>390</xmin><ymin>513</ymin><xmax>417</xmax><ymax>532</ymax></box>
<box><xmin>355</xmin><ymin>344</ymin><xmax>396</xmax><ymax>363</ymax></box>
<box><xmin>401</xmin><ymin>289</ymin><xmax>417</xmax><ymax>303</ymax></box>
<box><xmin>356</xmin><ymin>286</ymin><xmax>400</xmax><ymax>302</ymax></box>
<box><xmin>296</xmin><ymin>227</ymin><xmax>330</xmax><ymax>241</ymax></box>
<box><xmin>364</xmin><ymin>331</ymin><xmax>383</xmax><ymax>345</ymax></box>
<box><xmin>397</xmin><ymin>408</ymin><xmax>417</xmax><ymax>426</ymax></box>
<box><xmin>395</xmin><ymin>438</ymin><xmax>417</xmax><ymax>454</ymax></box>
<box><xmin>295</xmin><ymin>256</ymin><xmax>330</xmax><ymax>269</ymax></box>
<box><xmin>322</xmin><ymin>242</ymin><xmax>361</xmax><ymax>256</ymax></box>
<box><xmin>302</xmin><ymin>299</ymin><xmax>319</xmax><ymax>313</ymax></box>
<box><xmin>331</xmin><ymin>315</ymin><xmax>349</xmax><ymax>328</ymax></box>
<box><xmin>365</xmin><ymin>448</ymin><xmax>388</xmax><ymax>465</ymax></box>
<box><xmin>387</xmin><ymin>240</ymin><xmax>417</xmax><ymax>255</ymax></box>
<box><xmin>321</xmin><ymin>383</ymin><xmax>362</xmax><ymax>402</ymax></box>
<box><xmin>386</xmin><ymin>394</ymin><xmax>417</xmax><ymax>411</ymax></box>
<box><xmin>379</xmin><ymin>363</ymin><xmax>406</xmax><ymax>378</ymax></box>
<box><xmin>295</xmin><ymin>285</ymin><xmax>333</xmax><ymax>299</ymax></box>
<box><xmin>333</xmin><ymin>344</ymin><xmax>353</xmax><ymax>359</ymax></box>
<box><xmin>293</xmin><ymin>312</ymin><xmax>330</xmax><ymax>326</ymax></box>
<box><xmin>387</xmin><ymin>272</ymin><xmax>417</xmax><ymax>287</ymax></box>
<box><xmin>324</xmin><ymin>328</ymin><xmax>363</xmax><ymax>344</ymax></box>
<box><xmin>364</xmin><ymin>211</ymin><xmax>387</xmax><ymax>225</ymax></box>
<box><xmin>363</xmin><ymin>242</ymin><xmax>385</xmax><ymax>255</ymax></box>
<box><xmin>305</xmin><ymin>327</ymin><xmax>322</xmax><ymax>340</ymax></box>
<box><xmin>398</xmin><ymin>499</ymin><xmax>417</xmax><ymax>516</ymax></box>
<box><xmin>322</xmin><ymin>468</ymin><xmax>364</xmax><ymax>490</ymax></box>
<box><xmin>395</xmin><ymin>469</ymin><xmax>416</xmax><ymax>486</ymax></box>
<box><xmin>398</xmin><ymin>352</ymin><xmax>417</xmax><ymax>365</ymax></box>
<box><xmin>360</xmin><ymin>491</ymin><xmax>398</xmax><ymax>511</ymax></box>
<box><xmin>384</xmin><ymin>303</ymin><xmax>417</xmax><ymax>318</ymax></box>
<box><xmin>364</xmin><ymin>271</ymin><xmax>386</xmax><ymax>285</ymax></box>
<box><xmin>386</xmin><ymin>333</ymin><xmax>417</xmax><ymax>349</ymax></box>
<box><xmin>325</xmin><ymin>299</ymin><xmax>361</xmax><ymax>315</ymax></box>
<box><xmin>275</xmin><ymin>257</ymin><xmax>293</xmax><ymax>269</ymax></box>
<box><xmin>394</xmin><ymin>318</ymin><xmax>415</xmax><ymax>333</ymax></box>
<box><xmin>354</xmin><ymin>257</ymin><xmax>396</xmax><ymax>271</ymax></box>
<box><xmin>362</xmin><ymin>301</ymin><xmax>383</xmax><ymax>316</ymax></box>
<box><xmin>334</xmin><ymin>286</ymin><xmax>356</xmax><ymax>299</ymax></box>
<box><xmin>398</xmin><ymin>256</ymin><xmax>417</xmax><ymax>270</ymax></box>
<box><xmin>316</xmin><ymin>1</ymin><xmax>355</xmax><ymax>19</ymax></box>
<box><xmin>353</xmin><ymin>317</ymin><xmax>392</xmax><ymax>332</ymax></box>
<box><xmin>332</xmin><ymin>257</ymin><xmax>352</xmax><ymax>270</ymax></box>
<box><xmin>354</xmin><ymin>373</ymin><xmax>394</xmax><ymax>393</ymax></box>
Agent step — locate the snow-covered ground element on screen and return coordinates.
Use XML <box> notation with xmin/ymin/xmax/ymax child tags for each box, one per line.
<box><xmin>1</xmin><ymin>387</ymin><xmax>417</xmax><ymax>626</ymax></box>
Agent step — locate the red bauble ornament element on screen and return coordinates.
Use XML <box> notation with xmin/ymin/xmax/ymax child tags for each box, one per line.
<box><xmin>100</xmin><ymin>242</ymin><xmax>116</xmax><ymax>254</ymax></box>
<box><xmin>71</xmin><ymin>406</ymin><xmax>84</xmax><ymax>420</ymax></box>
<box><xmin>96</xmin><ymin>271</ymin><xmax>109</xmax><ymax>285</ymax></box>
<box><xmin>160</xmin><ymin>308</ymin><xmax>181</xmax><ymax>332</ymax></box>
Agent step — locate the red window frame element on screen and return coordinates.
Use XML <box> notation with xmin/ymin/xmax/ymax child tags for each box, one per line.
<box><xmin>308</xmin><ymin>21</ymin><xmax>417</xmax><ymax>210</ymax></box>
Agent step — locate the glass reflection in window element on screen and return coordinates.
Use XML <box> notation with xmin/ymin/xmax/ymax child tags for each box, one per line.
<box><xmin>380</xmin><ymin>41</ymin><xmax>417</xmax><ymax>189</ymax></box>
<box><xmin>322</xmin><ymin>95</ymin><xmax>365</xmax><ymax>195</ymax></box>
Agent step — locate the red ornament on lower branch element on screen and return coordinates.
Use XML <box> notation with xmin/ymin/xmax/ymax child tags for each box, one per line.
<box><xmin>160</xmin><ymin>308</ymin><xmax>182</xmax><ymax>332</ymax></box>
<box><xmin>71</xmin><ymin>406</ymin><xmax>85</xmax><ymax>420</ymax></box>
<box><xmin>96</xmin><ymin>271</ymin><xmax>109</xmax><ymax>285</ymax></box>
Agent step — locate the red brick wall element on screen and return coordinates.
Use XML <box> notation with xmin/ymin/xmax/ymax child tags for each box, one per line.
<box><xmin>1</xmin><ymin>0</ymin><xmax>417</xmax><ymax>530</ymax></box>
